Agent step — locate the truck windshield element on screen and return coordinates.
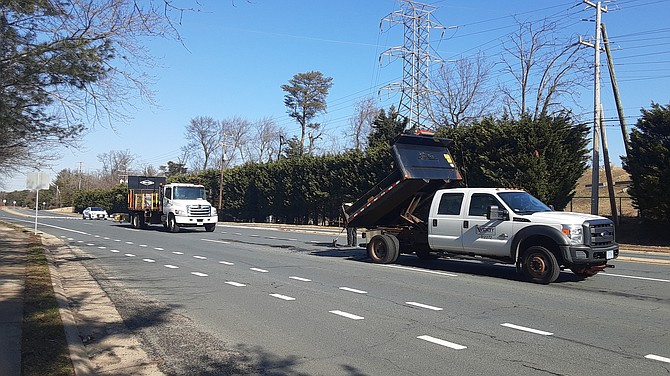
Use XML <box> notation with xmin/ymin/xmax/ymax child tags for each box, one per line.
<box><xmin>173</xmin><ymin>186</ymin><xmax>206</xmax><ymax>200</ymax></box>
<box><xmin>498</xmin><ymin>192</ymin><xmax>552</xmax><ymax>214</ymax></box>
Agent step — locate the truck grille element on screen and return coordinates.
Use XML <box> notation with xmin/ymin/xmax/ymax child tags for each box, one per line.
<box><xmin>187</xmin><ymin>204</ymin><xmax>211</xmax><ymax>217</ymax></box>
<box><xmin>585</xmin><ymin>220</ymin><xmax>615</xmax><ymax>248</ymax></box>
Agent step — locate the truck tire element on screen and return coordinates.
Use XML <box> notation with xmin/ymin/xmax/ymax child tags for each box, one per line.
<box><xmin>168</xmin><ymin>214</ymin><xmax>180</xmax><ymax>233</ymax></box>
<box><xmin>205</xmin><ymin>224</ymin><xmax>216</xmax><ymax>232</ymax></box>
<box><xmin>521</xmin><ymin>246</ymin><xmax>561</xmax><ymax>284</ymax></box>
<box><xmin>131</xmin><ymin>214</ymin><xmax>141</xmax><ymax>229</ymax></box>
<box><xmin>367</xmin><ymin>235</ymin><xmax>399</xmax><ymax>264</ymax></box>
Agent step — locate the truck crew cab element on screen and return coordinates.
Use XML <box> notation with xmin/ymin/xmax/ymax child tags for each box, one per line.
<box><xmin>344</xmin><ymin>134</ymin><xmax>618</xmax><ymax>284</ymax></box>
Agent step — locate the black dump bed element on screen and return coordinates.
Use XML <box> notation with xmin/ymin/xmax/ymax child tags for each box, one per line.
<box><xmin>127</xmin><ymin>176</ymin><xmax>166</xmax><ymax>190</ymax></box>
<box><xmin>344</xmin><ymin>134</ymin><xmax>462</xmax><ymax>228</ymax></box>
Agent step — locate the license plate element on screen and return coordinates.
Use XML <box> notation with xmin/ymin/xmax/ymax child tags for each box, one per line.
<box><xmin>606</xmin><ymin>250</ymin><xmax>614</xmax><ymax>259</ymax></box>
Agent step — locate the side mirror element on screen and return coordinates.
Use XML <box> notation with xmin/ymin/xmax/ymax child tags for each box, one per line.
<box><xmin>487</xmin><ymin>205</ymin><xmax>508</xmax><ymax>221</ymax></box>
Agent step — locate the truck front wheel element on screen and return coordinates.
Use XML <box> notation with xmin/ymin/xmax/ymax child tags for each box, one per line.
<box><xmin>168</xmin><ymin>214</ymin><xmax>180</xmax><ymax>233</ymax></box>
<box><xmin>367</xmin><ymin>235</ymin><xmax>399</xmax><ymax>264</ymax></box>
<box><xmin>204</xmin><ymin>224</ymin><xmax>216</xmax><ymax>232</ymax></box>
<box><xmin>522</xmin><ymin>246</ymin><xmax>561</xmax><ymax>284</ymax></box>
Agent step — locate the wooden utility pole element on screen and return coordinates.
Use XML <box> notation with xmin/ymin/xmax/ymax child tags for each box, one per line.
<box><xmin>600</xmin><ymin>104</ymin><xmax>619</xmax><ymax>225</ymax></box>
<box><xmin>601</xmin><ymin>22</ymin><xmax>631</xmax><ymax>157</ymax></box>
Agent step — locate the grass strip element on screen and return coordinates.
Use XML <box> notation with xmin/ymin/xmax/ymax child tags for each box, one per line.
<box><xmin>21</xmin><ymin>232</ymin><xmax>74</xmax><ymax>376</ymax></box>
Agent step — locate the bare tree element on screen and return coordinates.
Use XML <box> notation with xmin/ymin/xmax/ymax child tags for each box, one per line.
<box><xmin>97</xmin><ymin>149</ymin><xmax>136</xmax><ymax>186</ymax></box>
<box><xmin>251</xmin><ymin>117</ymin><xmax>282</xmax><ymax>163</ymax></box>
<box><xmin>348</xmin><ymin>97</ymin><xmax>380</xmax><ymax>150</ymax></box>
<box><xmin>433</xmin><ymin>52</ymin><xmax>495</xmax><ymax>128</ymax></box>
<box><xmin>184</xmin><ymin>116</ymin><xmax>221</xmax><ymax>171</ymax></box>
<box><xmin>499</xmin><ymin>18</ymin><xmax>588</xmax><ymax>120</ymax></box>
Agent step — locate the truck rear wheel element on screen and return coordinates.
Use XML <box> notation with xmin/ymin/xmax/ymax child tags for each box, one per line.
<box><xmin>522</xmin><ymin>246</ymin><xmax>561</xmax><ymax>284</ymax></box>
<box><xmin>367</xmin><ymin>235</ymin><xmax>399</xmax><ymax>264</ymax></box>
<box><xmin>131</xmin><ymin>214</ymin><xmax>141</xmax><ymax>229</ymax></box>
<box><xmin>168</xmin><ymin>214</ymin><xmax>180</xmax><ymax>233</ymax></box>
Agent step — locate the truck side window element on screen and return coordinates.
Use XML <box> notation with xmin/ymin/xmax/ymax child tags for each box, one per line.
<box><xmin>468</xmin><ymin>194</ymin><xmax>501</xmax><ymax>217</ymax></box>
<box><xmin>164</xmin><ymin>187</ymin><xmax>171</xmax><ymax>200</ymax></box>
<box><xmin>437</xmin><ymin>193</ymin><xmax>463</xmax><ymax>215</ymax></box>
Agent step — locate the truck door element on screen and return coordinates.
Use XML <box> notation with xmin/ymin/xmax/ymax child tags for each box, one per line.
<box><xmin>163</xmin><ymin>187</ymin><xmax>172</xmax><ymax>215</ymax></box>
<box><xmin>461</xmin><ymin>193</ymin><xmax>514</xmax><ymax>257</ymax></box>
<box><xmin>428</xmin><ymin>192</ymin><xmax>464</xmax><ymax>252</ymax></box>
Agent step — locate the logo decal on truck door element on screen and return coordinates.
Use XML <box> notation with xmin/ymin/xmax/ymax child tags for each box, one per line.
<box><xmin>475</xmin><ymin>225</ymin><xmax>496</xmax><ymax>237</ymax></box>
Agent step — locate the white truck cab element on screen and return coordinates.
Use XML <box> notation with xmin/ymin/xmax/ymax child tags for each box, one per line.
<box><xmin>162</xmin><ymin>183</ymin><xmax>218</xmax><ymax>233</ymax></box>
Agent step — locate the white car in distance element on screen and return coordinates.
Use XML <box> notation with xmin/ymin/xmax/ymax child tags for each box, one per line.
<box><xmin>82</xmin><ymin>206</ymin><xmax>108</xmax><ymax>220</ymax></box>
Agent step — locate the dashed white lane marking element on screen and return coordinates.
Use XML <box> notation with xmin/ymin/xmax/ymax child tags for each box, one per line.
<box><xmin>501</xmin><ymin>323</ymin><xmax>553</xmax><ymax>336</ymax></box>
<box><xmin>142</xmin><ymin>259</ymin><xmax>156</xmax><ymax>263</ymax></box>
<box><xmin>417</xmin><ymin>335</ymin><xmax>467</xmax><ymax>350</ymax></box>
<box><xmin>646</xmin><ymin>354</ymin><xmax>670</xmax><ymax>364</ymax></box>
<box><xmin>225</xmin><ymin>281</ymin><xmax>246</xmax><ymax>287</ymax></box>
<box><xmin>67</xmin><ymin>238</ymin><xmax>74</xmax><ymax>241</ymax></box>
<box><xmin>250</xmin><ymin>267</ymin><xmax>269</xmax><ymax>273</ymax></box>
<box><xmin>234</xmin><ymin>232</ymin><xmax>242</xmax><ymax>236</ymax></box>
<box><xmin>266</xmin><ymin>236</ymin><xmax>277</xmax><ymax>239</ymax></box>
<box><xmin>172</xmin><ymin>251</ymin><xmax>184</xmax><ymax>255</ymax></box>
<box><xmin>600</xmin><ymin>272</ymin><xmax>670</xmax><ymax>283</ymax></box>
<box><xmin>164</xmin><ymin>265</ymin><xmax>179</xmax><ymax>269</ymax></box>
<box><xmin>339</xmin><ymin>287</ymin><xmax>368</xmax><ymax>294</ymax></box>
<box><xmin>382</xmin><ymin>264</ymin><xmax>458</xmax><ymax>277</ymax></box>
<box><xmin>219</xmin><ymin>261</ymin><xmax>234</xmax><ymax>265</ymax></box>
<box><xmin>126</xmin><ymin>241</ymin><xmax>133</xmax><ymax>244</ymax></box>
<box><xmin>191</xmin><ymin>272</ymin><xmax>208</xmax><ymax>277</ymax></box>
<box><xmin>110</xmin><ymin>250</ymin><xmax>119</xmax><ymax>253</ymax></box>
<box><xmin>60</xmin><ymin>236</ymin><xmax>66</xmax><ymax>238</ymax></box>
<box><xmin>193</xmin><ymin>255</ymin><xmax>207</xmax><ymax>260</ymax></box>
<box><xmin>287</xmin><ymin>238</ymin><xmax>298</xmax><ymax>241</ymax></box>
<box><xmin>94</xmin><ymin>235</ymin><xmax>100</xmax><ymax>238</ymax></box>
<box><xmin>250</xmin><ymin>234</ymin><xmax>259</xmax><ymax>237</ymax></box>
<box><xmin>154</xmin><ymin>247</ymin><xmax>164</xmax><ymax>251</ymax></box>
<box><xmin>125</xmin><ymin>253</ymin><xmax>136</xmax><ymax>257</ymax></box>
<box><xmin>139</xmin><ymin>244</ymin><xmax>148</xmax><ymax>247</ymax></box>
<box><xmin>77</xmin><ymin>241</ymin><xmax>83</xmax><ymax>243</ymax></box>
<box><xmin>114</xmin><ymin>239</ymin><xmax>121</xmax><ymax>242</ymax></box>
<box><xmin>103</xmin><ymin>237</ymin><xmax>110</xmax><ymax>240</ymax></box>
<box><xmin>270</xmin><ymin>293</ymin><xmax>296</xmax><ymax>301</ymax></box>
<box><xmin>86</xmin><ymin>243</ymin><xmax>95</xmax><ymax>246</ymax></box>
<box><xmin>329</xmin><ymin>310</ymin><xmax>364</xmax><ymax>320</ymax></box>
<box><xmin>98</xmin><ymin>246</ymin><xmax>106</xmax><ymax>249</ymax></box>
<box><xmin>202</xmin><ymin>239</ymin><xmax>230</xmax><ymax>245</ymax></box>
<box><xmin>406</xmin><ymin>302</ymin><xmax>443</xmax><ymax>311</ymax></box>
<box><xmin>289</xmin><ymin>276</ymin><xmax>312</xmax><ymax>282</ymax></box>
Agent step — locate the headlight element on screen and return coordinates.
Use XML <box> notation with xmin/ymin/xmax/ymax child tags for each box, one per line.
<box><xmin>174</xmin><ymin>209</ymin><xmax>183</xmax><ymax>215</ymax></box>
<box><xmin>562</xmin><ymin>224</ymin><xmax>583</xmax><ymax>245</ymax></box>
<box><xmin>211</xmin><ymin>207</ymin><xmax>217</xmax><ymax>216</ymax></box>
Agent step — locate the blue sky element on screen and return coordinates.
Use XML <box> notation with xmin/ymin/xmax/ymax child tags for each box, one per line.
<box><xmin>4</xmin><ymin>0</ymin><xmax>669</xmax><ymax>191</ymax></box>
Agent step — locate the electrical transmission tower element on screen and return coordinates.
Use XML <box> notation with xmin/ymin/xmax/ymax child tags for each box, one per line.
<box><xmin>380</xmin><ymin>0</ymin><xmax>444</xmax><ymax>130</ymax></box>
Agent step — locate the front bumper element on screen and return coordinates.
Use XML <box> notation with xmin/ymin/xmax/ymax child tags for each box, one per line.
<box><xmin>174</xmin><ymin>215</ymin><xmax>218</xmax><ymax>227</ymax></box>
<box><xmin>560</xmin><ymin>244</ymin><xmax>619</xmax><ymax>266</ymax></box>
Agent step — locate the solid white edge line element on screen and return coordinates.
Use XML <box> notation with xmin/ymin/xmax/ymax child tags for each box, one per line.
<box><xmin>646</xmin><ymin>354</ymin><xmax>670</xmax><ymax>363</ymax></box>
<box><xmin>250</xmin><ymin>267</ymin><xmax>269</xmax><ymax>273</ymax></box>
<box><xmin>381</xmin><ymin>264</ymin><xmax>458</xmax><ymax>277</ymax></box>
<box><xmin>270</xmin><ymin>293</ymin><xmax>296</xmax><ymax>301</ymax></box>
<box><xmin>417</xmin><ymin>335</ymin><xmax>467</xmax><ymax>350</ymax></box>
<box><xmin>501</xmin><ymin>323</ymin><xmax>554</xmax><ymax>336</ymax></box>
<box><xmin>289</xmin><ymin>276</ymin><xmax>312</xmax><ymax>282</ymax></box>
<box><xmin>339</xmin><ymin>287</ymin><xmax>368</xmax><ymax>294</ymax></box>
<box><xmin>406</xmin><ymin>302</ymin><xmax>443</xmax><ymax>311</ymax></box>
<box><xmin>600</xmin><ymin>272</ymin><xmax>670</xmax><ymax>283</ymax></box>
<box><xmin>191</xmin><ymin>272</ymin><xmax>208</xmax><ymax>277</ymax></box>
<box><xmin>329</xmin><ymin>310</ymin><xmax>364</xmax><ymax>320</ymax></box>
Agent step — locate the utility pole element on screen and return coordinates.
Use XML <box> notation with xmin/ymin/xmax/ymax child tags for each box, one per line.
<box><xmin>601</xmin><ymin>22</ymin><xmax>631</xmax><ymax>157</ymax></box>
<box><xmin>380</xmin><ymin>0</ymin><xmax>444</xmax><ymax>130</ymax></box>
<box><xmin>581</xmin><ymin>0</ymin><xmax>607</xmax><ymax>215</ymax></box>
<box><xmin>78</xmin><ymin>161</ymin><xmax>83</xmax><ymax>190</ymax></box>
<box><xmin>600</xmin><ymin>104</ymin><xmax>619</xmax><ymax>225</ymax></box>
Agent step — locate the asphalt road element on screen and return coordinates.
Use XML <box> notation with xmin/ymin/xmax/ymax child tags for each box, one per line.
<box><xmin>2</xmin><ymin>209</ymin><xmax>670</xmax><ymax>375</ymax></box>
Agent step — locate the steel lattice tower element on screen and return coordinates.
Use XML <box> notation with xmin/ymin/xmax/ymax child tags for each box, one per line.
<box><xmin>381</xmin><ymin>0</ymin><xmax>444</xmax><ymax>130</ymax></box>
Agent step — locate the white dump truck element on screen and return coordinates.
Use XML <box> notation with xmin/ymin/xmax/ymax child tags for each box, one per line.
<box><xmin>126</xmin><ymin>176</ymin><xmax>218</xmax><ymax>232</ymax></box>
<box><xmin>343</xmin><ymin>134</ymin><xmax>618</xmax><ymax>284</ymax></box>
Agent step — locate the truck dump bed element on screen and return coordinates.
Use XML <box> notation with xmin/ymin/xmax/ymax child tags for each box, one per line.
<box><xmin>344</xmin><ymin>134</ymin><xmax>461</xmax><ymax>228</ymax></box>
<box><xmin>127</xmin><ymin>176</ymin><xmax>166</xmax><ymax>211</ymax></box>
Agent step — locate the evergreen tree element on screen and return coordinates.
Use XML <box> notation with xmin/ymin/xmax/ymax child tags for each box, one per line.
<box><xmin>623</xmin><ymin>103</ymin><xmax>670</xmax><ymax>221</ymax></box>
